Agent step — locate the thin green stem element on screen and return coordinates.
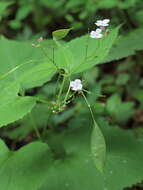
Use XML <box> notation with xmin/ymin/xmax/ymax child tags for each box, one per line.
<box><xmin>54</xmin><ymin>72</ymin><xmax>61</xmax><ymax>98</ymax></box>
<box><xmin>29</xmin><ymin>113</ymin><xmax>42</xmax><ymax>140</ymax></box>
<box><xmin>35</xmin><ymin>97</ymin><xmax>51</xmax><ymax>105</ymax></box>
<box><xmin>83</xmin><ymin>89</ymin><xmax>106</xmax><ymax>97</ymax></box>
<box><xmin>42</xmin><ymin>110</ymin><xmax>53</xmax><ymax>138</ymax></box>
<box><xmin>82</xmin><ymin>91</ymin><xmax>96</xmax><ymax>125</ymax></box>
<box><xmin>83</xmin><ymin>89</ymin><xmax>91</xmax><ymax>94</ymax></box>
<box><xmin>57</xmin><ymin>75</ymin><xmax>66</xmax><ymax>103</ymax></box>
<box><xmin>63</xmin><ymin>84</ymin><xmax>70</xmax><ymax>104</ymax></box>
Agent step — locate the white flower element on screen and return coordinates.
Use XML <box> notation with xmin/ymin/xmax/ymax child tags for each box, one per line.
<box><xmin>95</xmin><ymin>19</ymin><xmax>110</xmax><ymax>27</ymax></box>
<box><xmin>70</xmin><ymin>79</ymin><xmax>82</xmax><ymax>91</ymax></box>
<box><xmin>90</xmin><ymin>28</ymin><xmax>103</xmax><ymax>39</ymax></box>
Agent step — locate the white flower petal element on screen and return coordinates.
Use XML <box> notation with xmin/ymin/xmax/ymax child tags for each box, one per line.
<box><xmin>103</xmin><ymin>19</ymin><xmax>110</xmax><ymax>24</ymax></box>
<box><xmin>75</xmin><ymin>79</ymin><xmax>82</xmax><ymax>84</ymax></box>
<box><xmin>95</xmin><ymin>28</ymin><xmax>102</xmax><ymax>33</ymax></box>
<box><xmin>95</xmin><ymin>19</ymin><xmax>110</xmax><ymax>27</ymax></box>
<box><xmin>90</xmin><ymin>29</ymin><xmax>103</xmax><ymax>39</ymax></box>
<box><xmin>96</xmin><ymin>33</ymin><xmax>103</xmax><ymax>38</ymax></box>
<box><xmin>90</xmin><ymin>31</ymin><xmax>96</xmax><ymax>38</ymax></box>
<box><xmin>95</xmin><ymin>21</ymin><xmax>102</xmax><ymax>26</ymax></box>
<box><xmin>70</xmin><ymin>79</ymin><xmax>82</xmax><ymax>91</ymax></box>
<box><xmin>77</xmin><ymin>84</ymin><xmax>82</xmax><ymax>90</ymax></box>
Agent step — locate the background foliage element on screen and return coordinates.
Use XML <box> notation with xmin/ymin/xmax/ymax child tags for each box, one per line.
<box><xmin>0</xmin><ymin>0</ymin><xmax>143</xmax><ymax>190</ymax></box>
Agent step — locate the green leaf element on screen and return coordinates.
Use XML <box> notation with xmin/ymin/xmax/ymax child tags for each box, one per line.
<box><xmin>132</xmin><ymin>89</ymin><xmax>143</xmax><ymax>107</ymax></box>
<box><xmin>0</xmin><ymin>81</ymin><xmax>36</xmax><ymax>128</ymax></box>
<box><xmin>16</xmin><ymin>5</ymin><xmax>32</xmax><ymax>20</ymax></box>
<box><xmin>0</xmin><ymin>2</ymin><xmax>12</xmax><ymax>18</ymax></box>
<box><xmin>54</xmin><ymin>26</ymin><xmax>119</xmax><ymax>74</ymax></box>
<box><xmin>0</xmin><ymin>37</ymin><xmax>56</xmax><ymax>127</ymax></box>
<box><xmin>91</xmin><ymin>122</ymin><xmax>106</xmax><ymax>172</ymax></box>
<box><xmin>52</xmin><ymin>28</ymin><xmax>72</xmax><ymax>40</ymax></box>
<box><xmin>116</xmin><ymin>73</ymin><xmax>130</xmax><ymax>85</ymax></box>
<box><xmin>54</xmin><ymin>41</ymin><xmax>74</xmax><ymax>73</ymax></box>
<box><xmin>0</xmin><ymin>140</ymin><xmax>9</xmax><ymax>165</ymax></box>
<box><xmin>39</xmin><ymin>125</ymin><xmax>143</xmax><ymax>190</ymax></box>
<box><xmin>0</xmin><ymin>81</ymin><xmax>19</xmax><ymax>104</ymax></box>
<box><xmin>0</xmin><ymin>37</ymin><xmax>56</xmax><ymax>89</ymax></box>
<box><xmin>0</xmin><ymin>140</ymin><xmax>52</xmax><ymax>190</ymax></box>
<box><xmin>9</xmin><ymin>20</ymin><xmax>21</xmax><ymax>29</ymax></box>
<box><xmin>102</xmin><ymin>29</ymin><xmax>143</xmax><ymax>63</ymax></box>
<box><xmin>16</xmin><ymin>60</ymin><xmax>56</xmax><ymax>89</ymax></box>
<box><xmin>1</xmin><ymin>123</ymin><xmax>143</xmax><ymax>190</ymax></box>
<box><xmin>106</xmin><ymin>94</ymin><xmax>135</xmax><ymax>123</ymax></box>
<box><xmin>4</xmin><ymin>104</ymin><xmax>50</xmax><ymax>140</ymax></box>
<box><xmin>0</xmin><ymin>96</ymin><xmax>36</xmax><ymax>127</ymax></box>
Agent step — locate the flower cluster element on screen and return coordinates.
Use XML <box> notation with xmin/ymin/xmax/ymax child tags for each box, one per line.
<box><xmin>90</xmin><ymin>19</ymin><xmax>110</xmax><ymax>39</ymax></box>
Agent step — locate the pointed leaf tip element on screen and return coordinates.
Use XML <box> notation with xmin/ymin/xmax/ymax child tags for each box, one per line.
<box><xmin>52</xmin><ymin>28</ymin><xmax>72</xmax><ymax>40</ymax></box>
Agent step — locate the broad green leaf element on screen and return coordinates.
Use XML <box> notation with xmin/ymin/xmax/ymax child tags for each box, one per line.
<box><xmin>102</xmin><ymin>29</ymin><xmax>143</xmax><ymax>63</ymax></box>
<box><xmin>0</xmin><ymin>37</ymin><xmax>56</xmax><ymax>89</ymax></box>
<box><xmin>54</xmin><ymin>42</ymin><xmax>74</xmax><ymax>73</ymax></box>
<box><xmin>8</xmin><ymin>20</ymin><xmax>21</xmax><ymax>29</ymax></box>
<box><xmin>52</xmin><ymin>28</ymin><xmax>72</xmax><ymax>40</ymax></box>
<box><xmin>0</xmin><ymin>36</ymin><xmax>56</xmax><ymax>127</ymax></box>
<box><xmin>16</xmin><ymin>60</ymin><xmax>56</xmax><ymax>89</ymax></box>
<box><xmin>0</xmin><ymin>140</ymin><xmax>9</xmax><ymax>165</ymax></box>
<box><xmin>1</xmin><ymin>123</ymin><xmax>143</xmax><ymax>190</ymax></box>
<box><xmin>116</xmin><ymin>73</ymin><xmax>130</xmax><ymax>85</ymax></box>
<box><xmin>91</xmin><ymin>121</ymin><xmax>106</xmax><ymax>172</ymax></box>
<box><xmin>52</xmin><ymin>31</ymin><xmax>73</xmax><ymax>73</ymax></box>
<box><xmin>97</xmin><ymin>0</ymin><xmax>118</xmax><ymax>8</ymax></box>
<box><xmin>16</xmin><ymin>5</ymin><xmax>32</xmax><ymax>20</ymax></box>
<box><xmin>54</xmin><ymin>26</ymin><xmax>119</xmax><ymax>74</ymax></box>
<box><xmin>106</xmin><ymin>94</ymin><xmax>135</xmax><ymax>123</ymax></box>
<box><xmin>95</xmin><ymin>0</ymin><xmax>140</xmax><ymax>9</ymax></box>
<box><xmin>39</xmin><ymin>124</ymin><xmax>143</xmax><ymax>190</ymax></box>
<box><xmin>4</xmin><ymin>104</ymin><xmax>50</xmax><ymax>140</ymax></box>
<box><xmin>0</xmin><ymin>96</ymin><xmax>36</xmax><ymax>127</ymax></box>
<box><xmin>0</xmin><ymin>140</ymin><xmax>52</xmax><ymax>190</ymax></box>
<box><xmin>0</xmin><ymin>81</ymin><xmax>36</xmax><ymax>128</ymax></box>
<box><xmin>0</xmin><ymin>81</ymin><xmax>19</xmax><ymax>104</ymax></box>
<box><xmin>132</xmin><ymin>89</ymin><xmax>143</xmax><ymax>107</ymax></box>
<box><xmin>0</xmin><ymin>2</ymin><xmax>12</xmax><ymax>18</ymax></box>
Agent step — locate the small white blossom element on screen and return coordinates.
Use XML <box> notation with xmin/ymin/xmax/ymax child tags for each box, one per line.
<box><xmin>70</xmin><ymin>79</ymin><xmax>82</xmax><ymax>91</ymax></box>
<box><xmin>95</xmin><ymin>19</ymin><xmax>110</xmax><ymax>27</ymax></box>
<box><xmin>90</xmin><ymin>28</ymin><xmax>103</xmax><ymax>39</ymax></box>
